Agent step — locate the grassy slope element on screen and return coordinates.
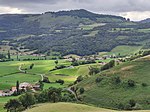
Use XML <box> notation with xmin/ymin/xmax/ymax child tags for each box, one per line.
<box><xmin>77</xmin><ymin>55</ymin><xmax>150</xmax><ymax>110</ymax></box>
<box><xmin>26</xmin><ymin>103</ymin><xmax>149</xmax><ymax>112</ymax></box>
<box><xmin>105</xmin><ymin>45</ymin><xmax>142</xmax><ymax>56</ymax></box>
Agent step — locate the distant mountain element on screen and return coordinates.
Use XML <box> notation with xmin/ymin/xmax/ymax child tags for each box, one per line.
<box><xmin>140</xmin><ymin>18</ymin><xmax>150</xmax><ymax>23</ymax></box>
<box><xmin>0</xmin><ymin>9</ymin><xmax>149</xmax><ymax>55</ymax></box>
<box><xmin>45</xmin><ymin>9</ymin><xmax>126</xmax><ymax>21</ymax></box>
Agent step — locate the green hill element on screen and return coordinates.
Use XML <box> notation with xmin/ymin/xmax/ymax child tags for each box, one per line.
<box><xmin>0</xmin><ymin>9</ymin><xmax>149</xmax><ymax>56</ymax></box>
<box><xmin>26</xmin><ymin>102</ymin><xmax>149</xmax><ymax>112</ymax></box>
<box><xmin>77</xmin><ymin>55</ymin><xmax>150</xmax><ymax>110</ymax></box>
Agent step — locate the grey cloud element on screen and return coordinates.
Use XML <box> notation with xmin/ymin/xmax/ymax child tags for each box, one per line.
<box><xmin>0</xmin><ymin>0</ymin><xmax>150</xmax><ymax>14</ymax></box>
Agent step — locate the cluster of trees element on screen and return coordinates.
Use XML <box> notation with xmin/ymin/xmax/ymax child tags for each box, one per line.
<box><xmin>101</xmin><ymin>60</ymin><xmax>115</xmax><ymax>71</ymax></box>
<box><xmin>4</xmin><ymin>87</ymin><xmax>76</xmax><ymax>112</ymax></box>
<box><xmin>71</xmin><ymin>60</ymin><xmax>96</xmax><ymax>66</ymax></box>
<box><xmin>118</xmin><ymin>99</ymin><xmax>142</xmax><ymax>110</ymax></box>
<box><xmin>0</xmin><ymin>10</ymin><xmax>149</xmax><ymax>56</ymax></box>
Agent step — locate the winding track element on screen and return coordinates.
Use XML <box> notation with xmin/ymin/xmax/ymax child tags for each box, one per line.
<box><xmin>18</xmin><ymin>65</ymin><xmax>44</xmax><ymax>81</ymax></box>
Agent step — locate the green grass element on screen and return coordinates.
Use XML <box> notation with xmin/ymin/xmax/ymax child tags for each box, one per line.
<box><xmin>0</xmin><ymin>59</ymin><xmax>99</xmax><ymax>89</ymax></box>
<box><xmin>80</xmin><ymin>23</ymin><xmax>104</xmax><ymax>30</ymax></box>
<box><xmin>0</xmin><ymin>103</ymin><xmax>5</xmax><ymax>112</ymax></box>
<box><xmin>26</xmin><ymin>102</ymin><xmax>116</xmax><ymax>112</ymax></box>
<box><xmin>138</xmin><ymin>28</ymin><xmax>150</xmax><ymax>33</ymax></box>
<box><xmin>77</xmin><ymin>55</ymin><xmax>150</xmax><ymax>110</ymax></box>
<box><xmin>26</xmin><ymin>102</ymin><xmax>150</xmax><ymax>112</ymax></box>
<box><xmin>106</xmin><ymin>45</ymin><xmax>142</xmax><ymax>56</ymax></box>
<box><xmin>49</xmin><ymin>64</ymin><xmax>100</xmax><ymax>83</ymax></box>
<box><xmin>43</xmin><ymin>83</ymin><xmax>65</xmax><ymax>89</ymax></box>
<box><xmin>0</xmin><ymin>60</ymin><xmax>70</xmax><ymax>90</ymax></box>
<box><xmin>0</xmin><ymin>73</ymin><xmax>41</xmax><ymax>90</ymax></box>
<box><xmin>83</xmin><ymin>30</ymin><xmax>99</xmax><ymax>37</ymax></box>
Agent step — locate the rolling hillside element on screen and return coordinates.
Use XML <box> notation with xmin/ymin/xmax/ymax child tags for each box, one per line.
<box><xmin>77</xmin><ymin>55</ymin><xmax>150</xmax><ymax>110</ymax></box>
<box><xmin>0</xmin><ymin>9</ymin><xmax>149</xmax><ymax>56</ymax></box>
<box><xmin>26</xmin><ymin>103</ymin><xmax>150</xmax><ymax>112</ymax></box>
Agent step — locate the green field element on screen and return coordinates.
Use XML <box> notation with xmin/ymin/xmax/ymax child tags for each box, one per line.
<box><xmin>77</xmin><ymin>55</ymin><xmax>150</xmax><ymax>110</ymax></box>
<box><xmin>79</xmin><ymin>23</ymin><xmax>105</xmax><ymax>30</ymax></box>
<box><xmin>106</xmin><ymin>45</ymin><xmax>142</xmax><ymax>56</ymax></box>
<box><xmin>0</xmin><ymin>59</ymin><xmax>101</xmax><ymax>90</ymax></box>
<box><xmin>26</xmin><ymin>103</ymin><xmax>150</xmax><ymax>112</ymax></box>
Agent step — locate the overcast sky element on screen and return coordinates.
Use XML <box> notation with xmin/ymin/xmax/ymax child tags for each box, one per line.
<box><xmin>0</xmin><ymin>0</ymin><xmax>150</xmax><ymax>21</ymax></box>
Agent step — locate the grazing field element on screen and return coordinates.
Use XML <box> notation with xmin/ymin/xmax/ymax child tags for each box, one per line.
<box><xmin>77</xmin><ymin>55</ymin><xmax>150</xmax><ymax>110</ymax></box>
<box><xmin>106</xmin><ymin>45</ymin><xmax>142</xmax><ymax>56</ymax></box>
<box><xmin>79</xmin><ymin>23</ymin><xmax>105</xmax><ymax>30</ymax></box>
<box><xmin>0</xmin><ymin>59</ymin><xmax>101</xmax><ymax>90</ymax></box>
<box><xmin>26</xmin><ymin>103</ymin><xmax>150</xmax><ymax>112</ymax></box>
<box><xmin>0</xmin><ymin>60</ymin><xmax>70</xmax><ymax>90</ymax></box>
<box><xmin>0</xmin><ymin>73</ymin><xmax>41</xmax><ymax>90</ymax></box>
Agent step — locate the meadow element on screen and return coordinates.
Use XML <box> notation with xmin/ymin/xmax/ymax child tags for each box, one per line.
<box><xmin>26</xmin><ymin>103</ymin><xmax>150</xmax><ymax>112</ymax></box>
<box><xmin>77</xmin><ymin>55</ymin><xmax>150</xmax><ymax>110</ymax></box>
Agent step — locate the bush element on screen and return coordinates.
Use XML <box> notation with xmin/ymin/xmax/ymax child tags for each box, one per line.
<box><xmin>75</xmin><ymin>76</ymin><xmax>83</xmax><ymax>83</ymax></box>
<box><xmin>71</xmin><ymin>61</ymin><xmax>79</xmax><ymax>66</ymax></box>
<box><xmin>101</xmin><ymin>60</ymin><xmax>115</xmax><ymax>71</ymax></box>
<box><xmin>79</xmin><ymin>87</ymin><xmax>85</xmax><ymax>94</ymax></box>
<box><xmin>43</xmin><ymin>76</ymin><xmax>50</xmax><ymax>83</ymax></box>
<box><xmin>117</xmin><ymin>103</ymin><xmax>124</xmax><ymax>110</ymax></box>
<box><xmin>124</xmin><ymin>103</ymin><xmax>132</xmax><ymax>110</ymax></box>
<box><xmin>55</xmin><ymin>65</ymin><xmax>66</xmax><ymax>69</ymax></box>
<box><xmin>95</xmin><ymin>77</ymin><xmax>103</xmax><ymax>83</ymax></box>
<box><xmin>129</xmin><ymin>99</ymin><xmax>136</xmax><ymax>107</ymax></box>
<box><xmin>128</xmin><ymin>79</ymin><xmax>135</xmax><ymax>87</ymax></box>
<box><xmin>141</xmin><ymin>83</ymin><xmax>148</xmax><ymax>87</ymax></box>
<box><xmin>111</xmin><ymin>76</ymin><xmax>121</xmax><ymax>84</ymax></box>
<box><xmin>56</xmin><ymin>79</ymin><xmax>64</xmax><ymax>85</ymax></box>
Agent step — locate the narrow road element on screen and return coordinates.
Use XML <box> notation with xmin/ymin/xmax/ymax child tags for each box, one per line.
<box><xmin>64</xmin><ymin>87</ymin><xmax>78</xmax><ymax>101</ymax></box>
<box><xmin>18</xmin><ymin>64</ymin><xmax>26</xmax><ymax>73</ymax></box>
<box><xmin>18</xmin><ymin>65</ymin><xmax>44</xmax><ymax>81</ymax></box>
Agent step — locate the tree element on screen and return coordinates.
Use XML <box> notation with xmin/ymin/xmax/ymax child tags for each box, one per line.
<box><xmin>39</xmin><ymin>80</ymin><xmax>44</xmax><ymax>90</ymax></box>
<box><xmin>4</xmin><ymin>99</ymin><xmax>21</xmax><ymax>112</ymax></box>
<box><xmin>16</xmin><ymin>52</ymin><xmax>19</xmax><ymax>60</ymax></box>
<box><xmin>79</xmin><ymin>87</ymin><xmax>85</xmax><ymax>94</ymax></box>
<box><xmin>76</xmin><ymin>76</ymin><xmax>83</xmax><ymax>83</ymax></box>
<box><xmin>7</xmin><ymin>51</ymin><xmax>11</xmax><ymax>59</ymax></box>
<box><xmin>88</xmin><ymin>66</ymin><xmax>100</xmax><ymax>75</ymax></box>
<box><xmin>48</xmin><ymin>87</ymin><xmax>62</xmax><ymax>103</ymax></box>
<box><xmin>19</xmin><ymin>93</ymin><xmax>36</xmax><ymax>109</ymax></box>
<box><xmin>51</xmin><ymin>92</ymin><xmax>58</xmax><ymax>103</ymax></box>
<box><xmin>128</xmin><ymin>80</ymin><xmax>135</xmax><ymax>87</ymax></box>
<box><xmin>16</xmin><ymin>80</ymin><xmax>20</xmax><ymax>95</ymax></box>
<box><xmin>112</xmin><ymin>76</ymin><xmax>121</xmax><ymax>84</ymax></box>
<box><xmin>30</xmin><ymin>63</ymin><xmax>34</xmax><ymax>69</ymax></box>
<box><xmin>55</xmin><ymin>60</ymin><xmax>58</xmax><ymax>65</ymax></box>
<box><xmin>101</xmin><ymin>60</ymin><xmax>115</xmax><ymax>71</ymax></box>
<box><xmin>56</xmin><ymin>79</ymin><xmax>64</xmax><ymax>85</ymax></box>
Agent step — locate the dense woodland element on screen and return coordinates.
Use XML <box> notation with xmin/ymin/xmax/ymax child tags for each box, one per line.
<box><xmin>0</xmin><ymin>9</ymin><xmax>150</xmax><ymax>56</ymax></box>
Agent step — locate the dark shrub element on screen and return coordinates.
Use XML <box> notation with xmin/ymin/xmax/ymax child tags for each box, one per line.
<box><xmin>112</xmin><ymin>76</ymin><xmax>121</xmax><ymax>84</ymax></box>
<box><xmin>128</xmin><ymin>80</ymin><xmax>135</xmax><ymax>87</ymax></box>
<box><xmin>141</xmin><ymin>83</ymin><xmax>148</xmax><ymax>87</ymax></box>
<box><xmin>56</xmin><ymin>79</ymin><xmax>64</xmax><ymax>85</ymax></box>
<box><xmin>79</xmin><ymin>87</ymin><xmax>85</xmax><ymax>94</ymax></box>
<box><xmin>95</xmin><ymin>77</ymin><xmax>103</xmax><ymax>83</ymax></box>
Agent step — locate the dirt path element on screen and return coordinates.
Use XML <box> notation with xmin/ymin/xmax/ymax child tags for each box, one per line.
<box><xmin>64</xmin><ymin>87</ymin><xmax>78</xmax><ymax>101</ymax></box>
<box><xmin>18</xmin><ymin>65</ymin><xmax>44</xmax><ymax>81</ymax></box>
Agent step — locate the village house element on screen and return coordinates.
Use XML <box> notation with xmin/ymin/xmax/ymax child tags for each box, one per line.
<box><xmin>19</xmin><ymin>82</ymin><xmax>33</xmax><ymax>90</ymax></box>
<box><xmin>0</xmin><ymin>90</ymin><xmax>13</xmax><ymax>96</ymax></box>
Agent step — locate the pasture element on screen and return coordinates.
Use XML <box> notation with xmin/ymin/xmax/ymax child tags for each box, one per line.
<box><xmin>26</xmin><ymin>102</ymin><xmax>150</xmax><ymax>112</ymax></box>
<box><xmin>0</xmin><ymin>59</ymin><xmax>100</xmax><ymax>90</ymax></box>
